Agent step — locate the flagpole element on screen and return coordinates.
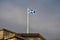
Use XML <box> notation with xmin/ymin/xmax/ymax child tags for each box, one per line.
<box><xmin>26</xmin><ymin>8</ymin><xmax>35</xmax><ymax>33</ymax></box>
<box><xmin>27</xmin><ymin>11</ymin><xmax>29</xmax><ymax>33</ymax></box>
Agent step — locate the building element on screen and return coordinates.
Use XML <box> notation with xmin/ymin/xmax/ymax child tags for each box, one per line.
<box><xmin>0</xmin><ymin>28</ymin><xmax>45</xmax><ymax>40</ymax></box>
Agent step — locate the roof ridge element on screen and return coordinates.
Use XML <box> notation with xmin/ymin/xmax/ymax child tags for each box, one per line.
<box><xmin>0</xmin><ymin>28</ymin><xmax>16</xmax><ymax>33</ymax></box>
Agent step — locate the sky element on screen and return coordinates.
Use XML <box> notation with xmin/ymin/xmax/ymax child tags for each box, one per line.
<box><xmin>0</xmin><ymin>0</ymin><xmax>60</xmax><ymax>40</ymax></box>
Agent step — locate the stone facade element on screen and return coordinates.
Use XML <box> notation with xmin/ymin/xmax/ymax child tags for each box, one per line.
<box><xmin>0</xmin><ymin>28</ymin><xmax>45</xmax><ymax>40</ymax></box>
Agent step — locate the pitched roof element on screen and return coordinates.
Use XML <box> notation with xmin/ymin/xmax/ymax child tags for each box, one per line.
<box><xmin>16</xmin><ymin>33</ymin><xmax>45</xmax><ymax>40</ymax></box>
<box><xmin>0</xmin><ymin>28</ymin><xmax>45</xmax><ymax>40</ymax></box>
<box><xmin>0</xmin><ymin>28</ymin><xmax>16</xmax><ymax>39</ymax></box>
<box><xmin>0</xmin><ymin>28</ymin><xmax>15</xmax><ymax>33</ymax></box>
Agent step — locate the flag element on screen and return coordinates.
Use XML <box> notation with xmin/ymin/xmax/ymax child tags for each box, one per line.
<box><xmin>27</xmin><ymin>8</ymin><xmax>35</xmax><ymax>14</ymax></box>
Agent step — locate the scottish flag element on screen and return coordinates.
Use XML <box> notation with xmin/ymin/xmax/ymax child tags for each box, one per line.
<box><xmin>27</xmin><ymin>8</ymin><xmax>35</xmax><ymax>14</ymax></box>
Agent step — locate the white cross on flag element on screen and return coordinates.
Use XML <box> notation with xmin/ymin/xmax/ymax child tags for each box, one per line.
<box><xmin>27</xmin><ymin>8</ymin><xmax>35</xmax><ymax>14</ymax></box>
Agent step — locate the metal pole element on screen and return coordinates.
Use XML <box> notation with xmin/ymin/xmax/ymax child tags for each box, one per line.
<box><xmin>27</xmin><ymin>11</ymin><xmax>29</xmax><ymax>33</ymax></box>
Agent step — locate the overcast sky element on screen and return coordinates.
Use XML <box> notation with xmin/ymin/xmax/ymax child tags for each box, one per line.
<box><xmin>0</xmin><ymin>0</ymin><xmax>60</xmax><ymax>40</ymax></box>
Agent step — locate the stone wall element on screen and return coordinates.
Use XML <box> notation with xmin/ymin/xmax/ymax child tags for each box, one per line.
<box><xmin>8</xmin><ymin>38</ymin><xmax>17</xmax><ymax>40</ymax></box>
<box><xmin>0</xmin><ymin>31</ymin><xmax>3</xmax><ymax>39</ymax></box>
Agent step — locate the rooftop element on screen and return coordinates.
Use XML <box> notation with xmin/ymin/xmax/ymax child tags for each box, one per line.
<box><xmin>0</xmin><ymin>28</ymin><xmax>45</xmax><ymax>40</ymax></box>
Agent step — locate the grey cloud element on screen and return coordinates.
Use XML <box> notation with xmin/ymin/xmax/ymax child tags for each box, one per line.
<box><xmin>0</xmin><ymin>0</ymin><xmax>60</xmax><ymax>40</ymax></box>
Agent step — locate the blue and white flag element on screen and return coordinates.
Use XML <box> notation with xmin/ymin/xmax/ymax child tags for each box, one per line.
<box><xmin>27</xmin><ymin>8</ymin><xmax>35</xmax><ymax>14</ymax></box>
